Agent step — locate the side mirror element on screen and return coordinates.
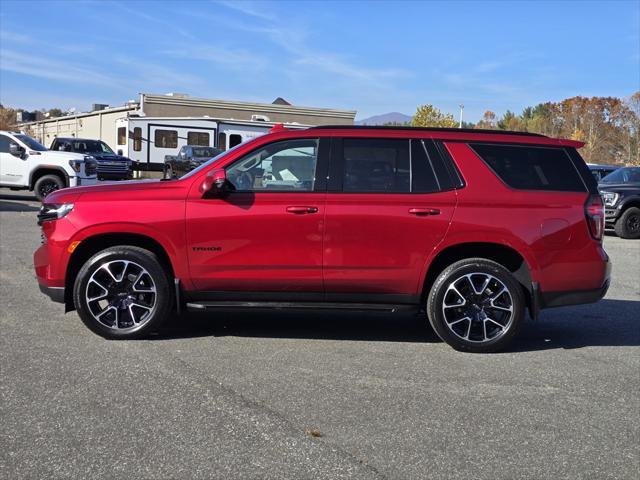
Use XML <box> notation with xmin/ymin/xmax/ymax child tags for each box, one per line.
<box><xmin>201</xmin><ymin>169</ymin><xmax>234</xmax><ymax>197</ymax></box>
<box><xmin>9</xmin><ymin>143</ymin><xmax>25</xmax><ymax>158</ymax></box>
<box><xmin>117</xmin><ymin>149</ymin><xmax>123</xmax><ymax>155</ymax></box>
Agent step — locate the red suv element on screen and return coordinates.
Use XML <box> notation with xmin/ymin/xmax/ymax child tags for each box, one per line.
<box><xmin>34</xmin><ymin>126</ymin><xmax>611</xmax><ymax>352</ymax></box>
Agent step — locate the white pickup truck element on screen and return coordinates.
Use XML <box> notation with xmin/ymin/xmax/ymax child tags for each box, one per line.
<box><xmin>0</xmin><ymin>130</ymin><xmax>97</xmax><ymax>201</ymax></box>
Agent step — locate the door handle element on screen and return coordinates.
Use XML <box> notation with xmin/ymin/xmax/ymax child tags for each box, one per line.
<box><xmin>286</xmin><ymin>206</ymin><xmax>318</xmax><ymax>214</ymax></box>
<box><xmin>408</xmin><ymin>208</ymin><xmax>441</xmax><ymax>216</ymax></box>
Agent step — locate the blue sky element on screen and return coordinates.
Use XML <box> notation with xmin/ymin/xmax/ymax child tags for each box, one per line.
<box><xmin>0</xmin><ymin>0</ymin><xmax>638</xmax><ymax>121</ymax></box>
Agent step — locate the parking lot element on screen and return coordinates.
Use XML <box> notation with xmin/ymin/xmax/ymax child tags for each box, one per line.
<box><xmin>0</xmin><ymin>188</ymin><xmax>638</xmax><ymax>479</ymax></box>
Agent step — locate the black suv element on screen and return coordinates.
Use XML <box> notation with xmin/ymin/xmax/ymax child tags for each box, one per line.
<box><xmin>51</xmin><ymin>138</ymin><xmax>133</xmax><ymax>181</ymax></box>
<box><xmin>598</xmin><ymin>166</ymin><xmax>640</xmax><ymax>239</ymax></box>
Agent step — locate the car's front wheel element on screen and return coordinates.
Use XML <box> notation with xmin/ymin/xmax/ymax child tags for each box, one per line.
<box><xmin>427</xmin><ymin>258</ymin><xmax>525</xmax><ymax>353</ymax></box>
<box><xmin>614</xmin><ymin>207</ymin><xmax>640</xmax><ymax>239</ymax></box>
<box><xmin>34</xmin><ymin>174</ymin><xmax>64</xmax><ymax>202</ymax></box>
<box><xmin>73</xmin><ymin>246</ymin><xmax>172</xmax><ymax>339</ymax></box>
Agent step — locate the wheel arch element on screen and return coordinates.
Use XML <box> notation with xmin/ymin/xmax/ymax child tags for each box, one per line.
<box><xmin>421</xmin><ymin>241</ymin><xmax>537</xmax><ymax>316</ymax></box>
<box><xmin>64</xmin><ymin>232</ymin><xmax>176</xmax><ymax>311</ymax></box>
<box><xmin>29</xmin><ymin>167</ymin><xmax>70</xmax><ymax>190</ymax></box>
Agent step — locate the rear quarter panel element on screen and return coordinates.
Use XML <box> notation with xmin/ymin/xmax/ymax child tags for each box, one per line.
<box><xmin>440</xmin><ymin>142</ymin><xmax>605</xmax><ymax>293</ymax></box>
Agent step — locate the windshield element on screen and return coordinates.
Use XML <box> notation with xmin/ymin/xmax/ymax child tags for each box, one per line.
<box><xmin>14</xmin><ymin>134</ymin><xmax>47</xmax><ymax>151</ymax></box>
<box><xmin>600</xmin><ymin>167</ymin><xmax>640</xmax><ymax>184</ymax></box>
<box><xmin>179</xmin><ymin>142</ymin><xmax>247</xmax><ymax>180</ymax></box>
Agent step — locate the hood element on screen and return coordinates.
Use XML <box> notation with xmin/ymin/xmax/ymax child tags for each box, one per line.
<box><xmin>598</xmin><ymin>182</ymin><xmax>640</xmax><ymax>192</ymax></box>
<box><xmin>36</xmin><ymin>150</ymin><xmax>86</xmax><ymax>161</ymax></box>
<box><xmin>44</xmin><ymin>179</ymin><xmax>165</xmax><ymax>204</ymax></box>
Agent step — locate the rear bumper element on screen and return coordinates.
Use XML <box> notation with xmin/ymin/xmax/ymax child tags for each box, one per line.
<box><xmin>539</xmin><ymin>259</ymin><xmax>611</xmax><ymax>309</ymax></box>
<box><xmin>38</xmin><ymin>283</ymin><xmax>65</xmax><ymax>303</ymax></box>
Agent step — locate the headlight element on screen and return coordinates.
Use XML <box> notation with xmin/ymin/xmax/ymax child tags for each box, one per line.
<box><xmin>601</xmin><ymin>191</ymin><xmax>620</xmax><ymax>207</ymax></box>
<box><xmin>37</xmin><ymin>203</ymin><xmax>74</xmax><ymax>225</ymax></box>
<box><xmin>69</xmin><ymin>159</ymin><xmax>82</xmax><ymax>173</ymax></box>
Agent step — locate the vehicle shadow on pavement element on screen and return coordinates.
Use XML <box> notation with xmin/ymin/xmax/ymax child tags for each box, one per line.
<box><xmin>0</xmin><ymin>200</ymin><xmax>40</xmax><ymax>212</ymax></box>
<box><xmin>155</xmin><ymin>298</ymin><xmax>639</xmax><ymax>350</ymax></box>
<box><xmin>512</xmin><ymin>299</ymin><xmax>640</xmax><ymax>351</ymax></box>
<box><xmin>157</xmin><ymin>309</ymin><xmax>440</xmax><ymax>343</ymax></box>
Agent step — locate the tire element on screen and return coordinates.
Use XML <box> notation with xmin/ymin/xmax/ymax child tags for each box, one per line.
<box><xmin>614</xmin><ymin>207</ymin><xmax>640</xmax><ymax>239</ymax></box>
<box><xmin>426</xmin><ymin>258</ymin><xmax>525</xmax><ymax>353</ymax></box>
<box><xmin>34</xmin><ymin>174</ymin><xmax>64</xmax><ymax>201</ymax></box>
<box><xmin>163</xmin><ymin>165</ymin><xmax>173</xmax><ymax>180</ymax></box>
<box><xmin>73</xmin><ymin>246</ymin><xmax>172</xmax><ymax>339</ymax></box>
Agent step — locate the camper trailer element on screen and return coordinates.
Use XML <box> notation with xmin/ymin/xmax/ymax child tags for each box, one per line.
<box><xmin>114</xmin><ymin>117</ymin><xmax>306</xmax><ymax>170</ymax></box>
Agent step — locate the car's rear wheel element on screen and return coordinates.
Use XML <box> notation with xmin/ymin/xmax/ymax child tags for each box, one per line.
<box><xmin>34</xmin><ymin>174</ymin><xmax>64</xmax><ymax>202</ymax></box>
<box><xmin>614</xmin><ymin>207</ymin><xmax>640</xmax><ymax>239</ymax></box>
<box><xmin>427</xmin><ymin>258</ymin><xmax>525</xmax><ymax>353</ymax></box>
<box><xmin>73</xmin><ymin>246</ymin><xmax>172</xmax><ymax>339</ymax></box>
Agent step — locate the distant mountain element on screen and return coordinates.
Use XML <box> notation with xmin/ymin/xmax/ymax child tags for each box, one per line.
<box><xmin>355</xmin><ymin>112</ymin><xmax>412</xmax><ymax>126</ymax></box>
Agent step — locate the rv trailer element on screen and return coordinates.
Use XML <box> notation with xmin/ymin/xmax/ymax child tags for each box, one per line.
<box><xmin>114</xmin><ymin>117</ymin><xmax>308</xmax><ymax>171</ymax></box>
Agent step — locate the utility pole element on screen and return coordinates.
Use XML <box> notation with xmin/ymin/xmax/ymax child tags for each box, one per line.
<box><xmin>459</xmin><ymin>104</ymin><xmax>464</xmax><ymax>128</ymax></box>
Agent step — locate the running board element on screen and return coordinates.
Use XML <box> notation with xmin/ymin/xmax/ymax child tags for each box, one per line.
<box><xmin>186</xmin><ymin>301</ymin><xmax>407</xmax><ymax>312</ymax></box>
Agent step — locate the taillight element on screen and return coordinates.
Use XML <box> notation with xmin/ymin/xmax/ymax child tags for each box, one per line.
<box><xmin>585</xmin><ymin>194</ymin><xmax>604</xmax><ymax>240</ymax></box>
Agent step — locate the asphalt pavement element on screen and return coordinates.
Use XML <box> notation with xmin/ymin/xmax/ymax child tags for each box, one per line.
<box><xmin>1</xmin><ymin>189</ymin><xmax>638</xmax><ymax>479</ymax></box>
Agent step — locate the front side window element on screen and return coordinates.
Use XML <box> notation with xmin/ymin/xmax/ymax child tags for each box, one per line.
<box><xmin>187</xmin><ymin>131</ymin><xmax>210</xmax><ymax>146</ymax></box>
<box><xmin>226</xmin><ymin>138</ymin><xmax>319</xmax><ymax>191</ymax></box>
<box><xmin>154</xmin><ymin>130</ymin><xmax>178</xmax><ymax>149</ymax></box>
<box><xmin>342</xmin><ymin>138</ymin><xmax>410</xmax><ymax>193</ymax></box>
<box><xmin>117</xmin><ymin>127</ymin><xmax>126</xmax><ymax>145</ymax></box>
<box><xmin>0</xmin><ymin>135</ymin><xmax>18</xmax><ymax>153</ymax></box>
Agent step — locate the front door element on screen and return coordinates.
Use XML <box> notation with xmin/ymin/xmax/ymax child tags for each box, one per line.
<box><xmin>323</xmin><ymin>137</ymin><xmax>457</xmax><ymax>302</ymax></box>
<box><xmin>0</xmin><ymin>134</ymin><xmax>26</xmax><ymax>185</ymax></box>
<box><xmin>186</xmin><ymin>137</ymin><xmax>328</xmax><ymax>295</ymax></box>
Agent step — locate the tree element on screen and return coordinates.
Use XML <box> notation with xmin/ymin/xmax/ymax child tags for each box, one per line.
<box><xmin>47</xmin><ymin>108</ymin><xmax>64</xmax><ymax>118</ymax></box>
<box><xmin>475</xmin><ymin>111</ymin><xmax>497</xmax><ymax>129</ymax></box>
<box><xmin>411</xmin><ymin>104</ymin><xmax>457</xmax><ymax>128</ymax></box>
<box><xmin>0</xmin><ymin>107</ymin><xmax>17</xmax><ymax>130</ymax></box>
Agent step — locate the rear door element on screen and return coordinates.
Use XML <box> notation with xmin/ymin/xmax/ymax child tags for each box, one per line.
<box><xmin>186</xmin><ymin>137</ymin><xmax>329</xmax><ymax>295</ymax></box>
<box><xmin>322</xmin><ymin>137</ymin><xmax>458</xmax><ymax>302</ymax></box>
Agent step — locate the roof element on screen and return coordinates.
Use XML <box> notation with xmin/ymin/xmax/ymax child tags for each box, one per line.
<box><xmin>309</xmin><ymin>125</ymin><xmax>546</xmax><ymax>137</ymax></box>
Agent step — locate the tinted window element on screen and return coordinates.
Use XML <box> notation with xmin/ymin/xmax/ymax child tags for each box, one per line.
<box><xmin>133</xmin><ymin>127</ymin><xmax>142</xmax><ymax>151</ymax></box>
<box><xmin>227</xmin><ymin>138</ymin><xmax>318</xmax><ymax>191</ymax></box>
<box><xmin>0</xmin><ymin>135</ymin><xmax>18</xmax><ymax>153</ymax></box>
<box><xmin>229</xmin><ymin>134</ymin><xmax>243</xmax><ymax>148</ymax></box>
<box><xmin>411</xmin><ymin>140</ymin><xmax>440</xmax><ymax>193</ymax></box>
<box><xmin>470</xmin><ymin>144</ymin><xmax>586</xmax><ymax>192</ymax></box>
<box><xmin>117</xmin><ymin>127</ymin><xmax>126</xmax><ymax>145</ymax></box>
<box><xmin>192</xmin><ymin>147</ymin><xmax>219</xmax><ymax>157</ymax></box>
<box><xmin>154</xmin><ymin>130</ymin><xmax>178</xmax><ymax>149</ymax></box>
<box><xmin>187</xmin><ymin>131</ymin><xmax>210</xmax><ymax>146</ymax></box>
<box><xmin>218</xmin><ymin>132</ymin><xmax>227</xmax><ymax>150</ymax></box>
<box><xmin>343</xmin><ymin>138</ymin><xmax>410</xmax><ymax>193</ymax></box>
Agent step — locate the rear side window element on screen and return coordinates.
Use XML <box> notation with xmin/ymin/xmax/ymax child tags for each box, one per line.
<box><xmin>343</xmin><ymin>138</ymin><xmax>410</xmax><ymax>193</ymax></box>
<box><xmin>469</xmin><ymin>143</ymin><xmax>586</xmax><ymax>192</ymax></box>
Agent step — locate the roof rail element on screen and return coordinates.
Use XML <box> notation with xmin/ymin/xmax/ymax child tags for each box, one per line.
<box><xmin>309</xmin><ymin>125</ymin><xmax>547</xmax><ymax>137</ymax></box>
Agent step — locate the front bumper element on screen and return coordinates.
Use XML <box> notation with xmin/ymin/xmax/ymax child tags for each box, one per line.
<box><xmin>604</xmin><ymin>207</ymin><xmax>619</xmax><ymax>224</ymax></box>
<box><xmin>38</xmin><ymin>283</ymin><xmax>65</xmax><ymax>303</ymax></box>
